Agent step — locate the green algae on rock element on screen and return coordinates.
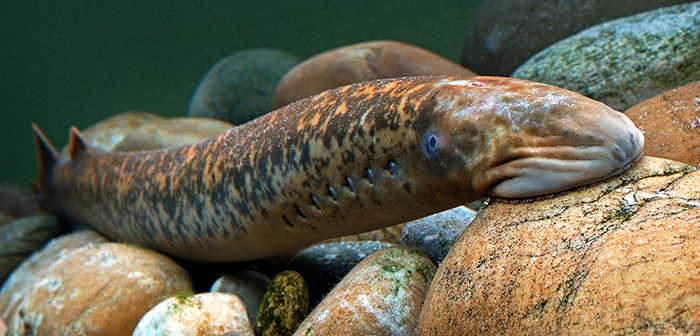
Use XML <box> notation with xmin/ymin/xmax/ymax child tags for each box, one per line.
<box><xmin>462</xmin><ymin>0</ymin><xmax>694</xmax><ymax>76</ymax></box>
<box><xmin>293</xmin><ymin>247</ymin><xmax>436</xmax><ymax>335</ymax></box>
<box><xmin>132</xmin><ymin>292</ymin><xmax>254</xmax><ymax>336</ymax></box>
<box><xmin>512</xmin><ymin>2</ymin><xmax>700</xmax><ymax>111</ymax></box>
<box><xmin>255</xmin><ymin>270</ymin><xmax>309</xmax><ymax>336</ymax></box>
<box><xmin>417</xmin><ymin>156</ymin><xmax>700</xmax><ymax>335</ymax></box>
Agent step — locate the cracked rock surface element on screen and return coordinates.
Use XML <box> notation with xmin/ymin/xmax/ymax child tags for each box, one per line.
<box><xmin>417</xmin><ymin>156</ymin><xmax>700</xmax><ymax>335</ymax></box>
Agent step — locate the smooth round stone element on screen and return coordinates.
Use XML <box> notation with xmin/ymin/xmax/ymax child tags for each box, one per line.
<box><xmin>401</xmin><ymin>206</ymin><xmax>477</xmax><ymax>264</ymax></box>
<box><xmin>113</xmin><ymin>117</ymin><xmax>234</xmax><ymax>151</ymax></box>
<box><xmin>461</xmin><ymin>0</ymin><xmax>692</xmax><ymax>76</ymax></box>
<box><xmin>272</xmin><ymin>40</ymin><xmax>477</xmax><ymax>109</ymax></box>
<box><xmin>188</xmin><ymin>49</ymin><xmax>301</xmax><ymax>125</ymax></box>
<box><xmin>293</xmin><ymin>246</ymin><xmax>436</xmax><ymax>335</ymax></box>
<box><xmin>624</xmin><ymin>80</ymin><xmax>700</xmax><ymax>165</ymax></box>
<box><xmin>417</xmin><ymin>156</ymin><xmax>700</xmax><ymax>335</ymax></box>
<box><xmin>210</xmin><ymin>270</ymin><xmax>271</xmax><ymax>323</ymax></box>
<box><xmin>0</xmin><ymin>242</ymin><xmax>194</xmax><ymax>336</ymax></box>
<box><xmin>0</xmin><ymin>185</ymin><xmax>40</xmax><ymax>218</ymax></box>
<box><xmin>133</xmin><ymin>292</ymin><xmax>254</xmax><ymax>336</ymax></box>
<box><xmin>512</xmin><ymin>2</ymin><xmax>700</xmax><ymax>111</ymax></box>
<box><xmin>0</xmin><ymin>215</ymin><xmax>64</xmax><ymax>284</ymax></box>
<box><xmin>287</xmin><ymin>241</ymin><xmax>396</xmax><ymax>305</ymax></box>
<box><xmin>61</xmin><ymin>111</ymin><xmax>164</xmax><ymax>154</ymax></box>
<box><xmin>255</xmin><ymin>270</ymin><xmax>309</xmax><ymax>336</ymax></box>
<box><xmin>0</xmin><ymin>230</ymin><xmax>108</xmax><ymax>306</ymax></box>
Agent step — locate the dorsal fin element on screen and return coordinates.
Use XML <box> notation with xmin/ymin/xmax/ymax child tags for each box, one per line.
<box><xmin>67</xmin><ymin>126</ymin><xmax>90</xmax><ymax>159</ymax></box>
<box><xmin>31</xmin><ymin>123</ymin><xmax>60</xmax><ymax>193</ymax></box>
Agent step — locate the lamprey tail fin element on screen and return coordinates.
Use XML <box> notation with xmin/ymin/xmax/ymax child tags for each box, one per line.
<box><xmin>67</xmin><ymin>126</ymin><xmax>90</xmax><ymax>160</ymax></box>
<box><xmin>31</xmin><ymin>123</ymin><xmax>60</xmax><ymax>192</ymax></box>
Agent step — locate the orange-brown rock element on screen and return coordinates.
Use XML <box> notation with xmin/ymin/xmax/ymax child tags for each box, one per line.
<box><xmin>113</xmin><ymin>117</ymin><xmax>234</xmax><ymax>151</ymax></box>
<box><xmin>0</xmin><ymin>241</ymin><xmax>194</xmax><ymax>336</ymax></box>
<box><xmin>293</xmin><ymin>246</ymin><xmax>436</xmax><ymax>335</ymax></box>
<box><xmin>272</xmin><ymin>40</ymin><xmax>477</xmax><ymax>109</ymax></box>
<box><xmin>624</xmin><ymin>81</ymin><xmax>700</xmax><ymax>165</ymax></box>
<box><xmin>416</xmin><ymin>156</ymin><xmax>700</xmax><ymax>335</ymax></box>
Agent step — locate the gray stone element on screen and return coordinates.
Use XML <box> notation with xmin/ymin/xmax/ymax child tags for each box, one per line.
<box><xmin>188</xmin><ymin>49</ymin><xmax>300</xmax><ymax>125</ymax></box>
<box><xmin>512</xmin><ymin>2</ymin><xmax>700</xmax><ymax>111</ymax></box>
<box><xmin>288</xmin><ymin>241</ymin><xmax>396</xmax><ymax>305</ymax></box>
<box><xmin>0</xmin><ymin>215</ymin><xmax>64</xmax><ymax>284</ymax></box>
<box><xmin>401</xmin><ymin>206</ymin><xmax>477</xmax><ymax>264</ymax></box>
<box><xmin>461</xmin><ymin>0</ymin><xmax>693</xmax><ymax>76</ymax></box>
<box><xmin>211</xmin><ymin>270</ymin><xmax>271</xmax><ymax>323</ymax></box>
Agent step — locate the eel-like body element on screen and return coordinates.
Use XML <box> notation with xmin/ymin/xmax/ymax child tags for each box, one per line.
<box><xmin>33</xmin><ymin>76</ymin><xmax>644</xmax><ymax>262</ymax></box>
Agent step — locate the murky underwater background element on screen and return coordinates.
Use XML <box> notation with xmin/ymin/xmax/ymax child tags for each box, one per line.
<box><xmin>0</xmin><ymin>0</ymin><xmax>480</xmax><ymax>186</ymax></box>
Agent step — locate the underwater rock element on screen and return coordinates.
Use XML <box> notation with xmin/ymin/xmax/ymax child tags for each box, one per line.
<box><xmin>188</xmin><ymin>48</ymin><xmax>301</xmax><ymax>125</ymax></box>
<box><xmin>132</xmin><ymin>292</ymin><xmax>254</xmax><ymax>336</ymax></box>
<box><xmin>512</xmin><ymin>2</ymin><xmax>700</xmax><ymax>111</ymax></box>
<box><xmin>461</xmin><ymin>0</ymin><xmax>692</xmax><ymax>76</ymax></box>
<box><xmin>272</xmin><ymin>40</ymin><xmax>477</xmax><ymax>109</ymax></box>
<box><xmin>62</xmin><ymin>111</ymin><xmax>163</xmax><ymax>154</ymax></box>
<box><xmin>287</xmin><ymin>240</ymin><xmax>396</xmax><ymax>305</ymax></box>
<box><xmin>0</xmin><ymin>185</ymin><xmax>40</xmax><ymax>219</ymax></box>
<box><xmin>624</xmin><ymin>80</ymin><xmax>700</xmax><ymax>165</ymax></box>
<box><xmin>417</xmin><ymin>156</ymin><xmax>700</xmax><ymax>335</ymax></box>
<box><xmin>113</xmin><ymin>117</ymin><xmax>234</xmax><ymax>151</ymax></box>
<box><xmin>0</xmin><ymin>215</ymin><xmax>64</xmax><ymax>284</ymax></box>
<box><xmin>210</xmin><ymin>270</ymin><xmax>271</xmax><ymax>323</ymax></box>
<box><xmin>0</xmin><ymin>241</ymin><xmax>194</xmax><ymax>336</ymax></box>
<box><xmin>293</xmin><ymin>246</ymin><xmax>436</xmax><ymax>335</ymax></box>
<box><xmin>255</xmin><ymin>270</ymin><xmax>309</xmax><ymax>336</ymax></box>
<box><xmin>401</xmin><ymin>205</ymin><xmax>477</xmax><ymax>264</ymax></box>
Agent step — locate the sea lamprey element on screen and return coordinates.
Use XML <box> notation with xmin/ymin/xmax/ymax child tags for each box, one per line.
<box><xmin>32</xmin><ymin>76</ymin><xmax>644</xmax><ymax>262</ymax></box>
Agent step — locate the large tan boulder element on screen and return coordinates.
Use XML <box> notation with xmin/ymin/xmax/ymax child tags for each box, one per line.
<box><xmin>417</xmin><ymin>156</ymin><xmax>700</xmax><ymax>335</ymax></box>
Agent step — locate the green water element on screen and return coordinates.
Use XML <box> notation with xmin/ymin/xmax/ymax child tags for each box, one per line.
<box><xmin>0</xmin><ymin>0</ymin><xmax>480</xmax><ymax>186</ymax></box>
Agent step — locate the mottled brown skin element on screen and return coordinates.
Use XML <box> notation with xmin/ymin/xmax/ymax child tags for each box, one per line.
<box><xmin>33</xmin><ymin>76</ymin><xmax>644</xmax><ymax>262</ymax></box>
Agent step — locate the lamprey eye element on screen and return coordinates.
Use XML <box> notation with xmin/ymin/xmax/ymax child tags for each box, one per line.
<box><xmin>423</xmin><ymin>132</ymin><xmax>441</xmax><ymax>158</ymax></box>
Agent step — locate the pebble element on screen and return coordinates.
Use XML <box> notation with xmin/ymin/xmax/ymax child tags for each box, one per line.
<box><xmin>294</xmin><ymin>246</ymin><xmax>436</xmax><ymax>335</ymax></box>
<box><xmin>132</xmin><ymin>292</ymin><xmax>254</xmax><ymax>336</ymax></box>
<box><xmin>401</xmin><ymin>206</ymin><xmax>477</xmax><ymax>264</ymax></box>
<box><xmin>0</xmin><ymin>241</ymin><xmax>194</xmax><ymax>336</ymax></box>
<box><xmin>624</xmin><ymin>80</ymin><xmax>700</xmax><ymax>165</ymax></box>
<box><xmin>272</xmin><ymin>40</ymin><xmax>476</xmax><ymax>109</ymax></box>
<box><xmin>255</xmin><ymin>270</ymin><xmax>309</xmax><ymax>336</ymax></box>
<box><xmin>417</xmin><ymin>156</ymin><xmax>700</xmax><ymax>335</ymax></box>
<box><xmin>287</xmin><ymin>241</ymin><xmax>396</xmax><ymax>305</ymax></box>
<box><xmin>512</xmin><ymin>2</ymin><xmax>700</xmax><ymax>111</ymax></box>
<box><xmin>62</xmin><ymin>111</ymin><xmax>163</xmax><ymax>154</ymax></box>
<box><xmin>461</xmin><ymin>0</ymin><xmax>692</xmax><ymax>76</ymax></box>
<box><xmin>113</xmin><ymin>117</ymin><xmax>234</xmax><ymax>151</ymax></box>
<box><xmin>0</xmin><ymin>215</ymin><xmax>64</xmax><ymax>284</ymax></box>
<box><xmin>188</xmin><ymin>48</ymin><xmax>301</xmax><ymax>125</ymax></box>
<box><xmin>210</xmin><ymin>270</ymin><xmax>271</xmax><ymax>323</ymax></box>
